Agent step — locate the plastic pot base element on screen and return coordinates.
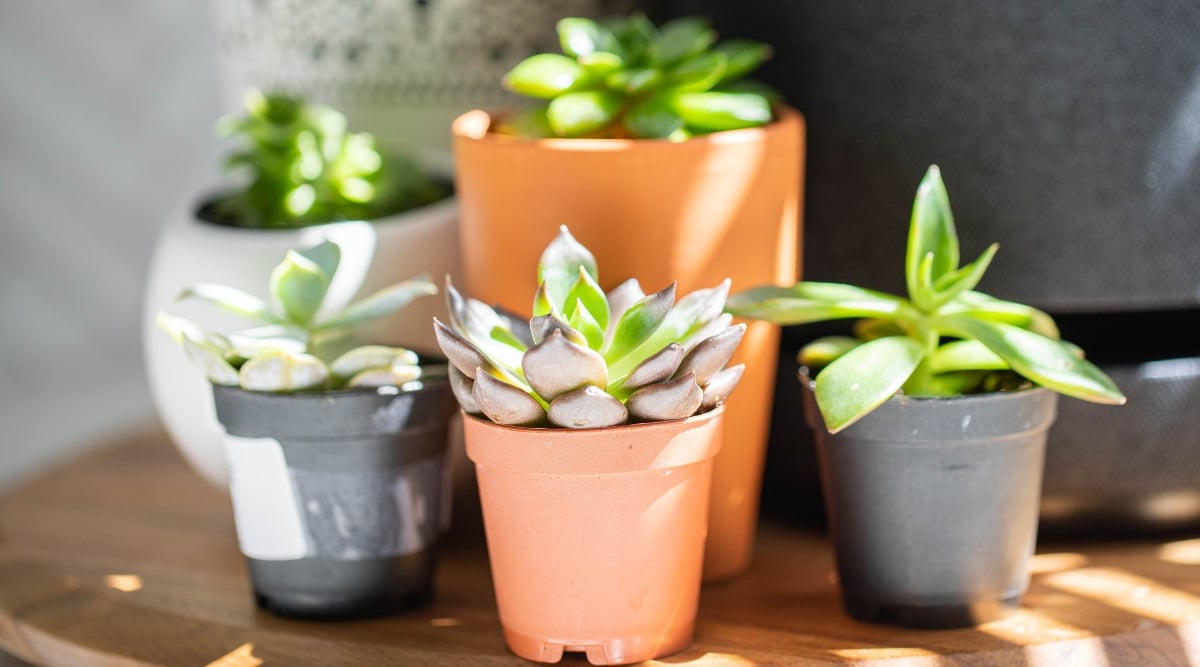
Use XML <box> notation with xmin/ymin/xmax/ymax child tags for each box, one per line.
<box><xmin>254</xmin><ymin>582</ymin><xmax>433</xmax><ymax>620</ymax></box>
<box><xmin>843</xmin><ymin>594</ymin><xmax>1021</xmax><ymax>629</ymax></box>
<box><xmin>247</xmin><ymin>550</ymin><xmax>436</xmax><ymax>620</ymax></box>
<box><xmin>503</xmin><ymin>624</ymin><xmax>693</xmax><ymax>666</ymax></box>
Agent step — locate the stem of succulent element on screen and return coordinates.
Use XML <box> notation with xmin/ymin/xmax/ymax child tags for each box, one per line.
<box><xmin>902</xmin><ymin>324</ymin><xmax>941</xmax><ymax>395</ymax></box>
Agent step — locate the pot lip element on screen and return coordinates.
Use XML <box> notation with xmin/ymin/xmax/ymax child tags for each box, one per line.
<box><xmin>461</xmin><ymin>403</ymin><xmax>725</xmax><ymax>435</ymax></box>
<box><xmin>188</xmin><ymin>189</ymin><xmax>458</xmax><ymax>234</ymax></box>
<box><xmin>451</xmin><ymin>105</ymin><xmax>803</xmax><ymax>151</ymax></box>
<box><xmin>211</xmin><ymin>371</ymin><xmax>450</xmax><ymax>402</ymax></box>
<box><xmin>797</xmin><ymin>366</ymin><xmax>1055</xmax><ymax>407</ymax></box>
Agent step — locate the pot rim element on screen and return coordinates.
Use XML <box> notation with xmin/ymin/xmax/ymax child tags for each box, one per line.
<box><xmin>211</xmin><ymin>371</ymin><xmax>449</xmax><ymax>401</ymax></box>
<box><xmin>451</xmin><ymin>105</ymin><xmax>803</xmax><ymax>151</ymax></box>
<box><xmin>461</xmin><ymin>403</ymin><xmax>724</xmax><ymax>435</ymax></box>
<box><xmin>189</xmin><ymin>189</ymin><xmax>458</xmax><ymax>234</ymax></box>
<box><xmin>797</xmin><ymin>366</ymin><xmax>1055</xmax><ymax>407</ymax></box>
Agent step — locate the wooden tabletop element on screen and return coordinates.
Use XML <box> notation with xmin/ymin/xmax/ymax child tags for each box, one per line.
<box><xmin>0</xmin><ymin>429</ymin><xmax>1198</xmax><ymax>667</ymax></box>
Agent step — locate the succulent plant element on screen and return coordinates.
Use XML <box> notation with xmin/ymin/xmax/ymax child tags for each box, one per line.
<box><xmin>209</xmin><ymin>89</ymin><xmax>448</xmax><ymax>228</ymax></box>
<box><xmin>434</xmin><ymin>227</ymin><xmax>745</xmax><ymax>428</ymax></box>
<box><xmin>497</xmin><ymin>14</ymin><xmax>776</xmax><ymax>140</ymax></box>
<box><xmin>726</xmin><ymin>165</ymin><xmax>1126</xmax><ymax>433</ymax></box>
<box><xmin>158</xmin><ymin>240</ymin><xmax>437</xmax><ymax>392</ymax></box>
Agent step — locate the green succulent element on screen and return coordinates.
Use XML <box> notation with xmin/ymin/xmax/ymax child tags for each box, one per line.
<box><xmin>434</xmin><ymin>227</ymin><xmax>745</xmax><ymax>428</ymax></box>
<box><xmin>726</xmin><ymin>165</ymin><xmax>1126</xmax><ymax>434</ymax></box>
<box><xmin>497</xmin><ymin>14</ymin><xmax>776</xmax><ymax>140</ymax></box>
<box><xmin>209</xmin><ymin>89</ymin><xmax>447</xmax><ymax>228</ymax></box>
<box><xmin>158</xmin><ymin>241</ymin><xmax>438</xmax><ymax>392</ymax></box>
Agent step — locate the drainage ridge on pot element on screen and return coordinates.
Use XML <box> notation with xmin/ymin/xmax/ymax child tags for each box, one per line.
<box><xmin>463</xmin><ymin>407</ymin><xmax>724</xmax><ymax>665</ymax></box>
<box><xmin>213</xmin><ymin>378</ymin><xmax>456</xmax><ymax>619</ymax></box>
<box><xmin>800</xmin><ymin>369</ymin><xmax>1058</xmax><ymax>628</ymax></box>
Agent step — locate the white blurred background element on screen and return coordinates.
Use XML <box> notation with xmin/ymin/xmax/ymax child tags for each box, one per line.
<box><xmin>0</xmin><ymin>2</ymin><xmax>224</xmax><ymax>490</ymax></box>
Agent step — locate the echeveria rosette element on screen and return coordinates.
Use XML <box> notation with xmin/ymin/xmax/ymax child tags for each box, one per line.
<box><xmin>213</xmin><ymin>89</ymin><xmax>447</xmax><ymax>228</ymax></box>
<box><xmin>726</xmin><ymin>165</ymin><xmax>1126</xmax><ymax>434</ymax></box>
<box><xmin>158</xmin><ymin>240</ymin><xmax>438</xmax><ymax>392</ymax></box>
<box><xmin>434</xmin><ymin>226</ymin><xmax>745</xmax><ymax>428</ymax></box>
<box><xmin>498</xmin><ymin>15</ymin><xmax>776</xmax><ymax>140</ymax></box>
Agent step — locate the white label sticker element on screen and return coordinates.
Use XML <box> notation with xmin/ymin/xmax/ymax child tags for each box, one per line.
<box><xmin>223</xmin><ymin>434</ymin><xmax>308</xmax><ymax>560</ymax></box>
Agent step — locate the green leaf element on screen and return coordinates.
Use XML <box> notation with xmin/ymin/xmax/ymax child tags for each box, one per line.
<box><xmin>270</xmin><ymin>250</ymin><xmax>330</xmax><ymax>325</ymax></box>
<box><xmin>313</xmin><ymin>277</ymin><xmax>437</xmax><ymax>330</ymax></box>
<box><xmin>564</xmin><ymin>266</ymin><xmax>610</xmax><ymax>331</ymax></box>
<box><xmin>611</xmin><ymin>279</ymin><xmax>730</xmax><ymax>378</ymax></box>
<box><xmin>532</xmin><ymin>282</ymin><xmax>557</xmax><ymax>318</ymax></box>
<box><xmin>607</xmin><ymin>13</ymin><xmax>657</xmax><ymax>63</ymax></box>
<box><xmin>547</xmin><ymin>90</ymin><xmax>623</xmax><ymax>137</ymax></box>
<box><xmin>906</xmin><ymin>165</ymin><xmax>960</xmax><ymax>305</ymax></box>
<box><xmin>625</xmin><ymin>94</ymin><xmax>684</xmax><ymax>139</ymax></box>
<box><xmin>853</xmin><ymin>318</ymin><xmax>905</xmax><ymax>340</ymax></box>
<box><xmin>494</xmin><ymin>105</ymin><xmax>554</xmax><ymax>138</ymax></box>
<box><xmin>604</xmin><ymin>283</ymin><xmax>676</xmax><ymax>364</ymax></box>
<box><xmin>649</xmin><ymin>17</ymin><xmax>715</xmax><ymax>66</ymax></box>
<box><xmin>225</xmin><ymin>325</ymin><xmax>308</xmax><ymax>359</ymax></box>
<box><xmin>715</xmin><ymin>79</ymin><xmax>782</xmax><ymax>102</ymax></box>
<box><xmin>567</xmin><ymin>298</ymin><xmax>605</xmax><ymax>351</ymax></box>
<box><xmin>503</xmin><ymin>53</ymin><xmax>587</xmax><ymax>99</ymax></box>
<box><xmin>911</xmin><ymin>251</ymin><xmax>937</xmax><ymax>312</ymax></box>
<box><xmin>579</xmin><ymin>51</ymin><xmax>625</xmax><ymax>76</ymax></box>
<box><xmin>181</xmin><ymin>335</ymin><xmax>241</xmax><ymax>386</ymax></box>
<box><xmin>238</xmin><ymin>350</ymin><xmax>329</xmax><ymax>392</ymax></box>
<box><xmin>798</xmin><ymin>336</ymin><xmax>861</xmax><ymax>369</ymax></box>
<box><xmin>932</xmin><ymin>243</ymin><xmax>999</xmax><ymax>308</ymax></box>
<box><xmin>668</xmin><ymin>52</ymin><xmax>727</xmax><ymax>92</ymax></box>
<box><xmin>607</xmin><ymin>67</ymin><xmax>662</xmax><ymax>95</ymax></box>
<box><xmin>329</xmin><ymin>345</ymin><xmax>419</xmax><ymax>381</ymax></box>
<box><xmin>537</xmin><ymin>226</ymin><xmax>598</xmax><ymax>313</ymax></box>
<box><xmin>674</xmin><ymin>92</ymin><xmax>772</xmax><ymax>132</ymax></box>
<box><xmin>176</xmin><ymin>283</ymin><xmax>282</xmax><ymax>324</ymax></box>
<box><xmin>814</xmin><ymin>336</ymin><xmax>927</xmax><ymax>433</ymax></box>
<box><xmin>557</xmin><ymin>17</ymin><xmax>618</xmax><ymax>58</ymax></box>
<box><xmin>945</xmin><ymin>291</ymin><xmax>1060</xmax><ymax>339</ymax></box>
<box><xmin>935</xmin><ymin>315</ymin><xmax>1126</xmax><ymax>404</ymax></box>
<box><xmin>297</xmin><ymin>241</ymin><xmax>341</xmax><ymax>284</ymax></box>
<box><xmin>714</xmin><ymin>40</ymin><xmax>772</xmax><ymax>82</ymax></box>
<box><xmin>929</xmin><ymin>340</ymin><xmax>1008</xmax><ymax>373</ymax></box>
<box><xmin>725</xmin><ymin>283</ymin><xmax>907</xmax><ymax>325</ymax></box>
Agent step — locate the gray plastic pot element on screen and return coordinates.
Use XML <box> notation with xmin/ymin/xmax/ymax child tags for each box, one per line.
<box><xmin>212</xmin><ymin>377</ymin><xmax>455</xmax><ymax>619</ymax></box>
<box><xmin>800</xmin><ymin>370</ymin><xmax>1058</xmax><ymax>628</ymax></box>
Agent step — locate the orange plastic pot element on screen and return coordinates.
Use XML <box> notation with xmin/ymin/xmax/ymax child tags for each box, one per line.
<box><xmin>463</xmin><ymin>408</ymin><xmax>725</xmax><ymax>665</ymax></box>
<box><xmin>452</xmin><ymin>109</ymin><xmax>804</xmax><ymax>580</ymax></box>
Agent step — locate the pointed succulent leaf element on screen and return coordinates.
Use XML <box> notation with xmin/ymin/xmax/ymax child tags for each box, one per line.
<box><xmin>674</xmin><ymin>92</ymin><xmax>772</xmax><ymax>132</ymax></box>
<box><xmin>675</xmin><ymin>323</ymin><xmax>746</xmax><ymax>385</ymax></box>
<box><xmin>453</xmin><ymin>298</ymin><xmax>527</xmax><ymax>371</ymax></box>
<box><xmin>225</xmin><ymin>325</ymin><xmax>309</xmax><ymax>358</ymax></box>
<box><xmin>565</xmin><ymin>266</ymin><xmax>610</xmax><ymax>331</ymax></box>
<box><xmin>548</xmin><ymin>385</ymin><xmax>628</xmax><ymax>429</ymax></box>
<box><xmin>521</xmin><ymin>329</ymin><xmax>608</xmax><ymax>400</ymax></box>
<box><xmin>608</xmin><ymin>67</ymin><xmax>663</xmax><ymax>96</ymax></box>
<box><xmin>906</xmin><ymin>165</ymin><xmax>960</xmax><ymax>304</ymax></box>
<box><xmin>444</xmin><ymin>278</ymin><xmax>469</xmax><ymax>331</ymax></box>
<box><xmin>681</xmin><ymin>313</ymin><xmax>733</xmax><ymax>353</ymax></box>
<box><xmin>607</xmin><ymin>12</ymin><xmax>657</xmax><ymax>62</ymax></box>
<box><xmin>702</xmin><ymin>363</ymin><xmax>745</xmax><ymax>409</ymax></box>
<box><xmin>630</xmin><ymin>279</ymin><xmax>731</xmax><ymax>363</ymax></box>
<box><xmin>714</xmin><ymin>40</ymin><xmax>772</xmax><ymax>82</ymax></box>
<box><xmin>547</xmin><ymin>90</ymin><xmax>623</xmax><ymax>137</ymax></box>
<box><xmin>853</xmin><ymin>318</ymin><xmax>905</xmax><ymax>341</ymax></box>
<box><xmin>530</xmin><ymin>314</ymin><xmax>589</xmax><ymax>346</ymax></box>
<box><xmin>532</xmin><ymin>282</ymin><xmax>557</xmax><ymax>318</ymax></box>
<box><xmin>433</xmin><ymin>318</ymin><xmax>488</xmax><ymax>379</ymax></box>
<box><xmin>330</xmin><ymin>345</ymin><xmax>419</xmax><ymax>381</ymax></box>
<box><xmin>605</xmin><ymin>278</ymin><xmax>645</xmax><ymax>342</ymax></box>
<box><xmin>503</xmin><ymin>53</ymin><xmax>587</xmax><ymax>99</ymax></box>
<box><xmin>315</xmin><ymin>277</ymin><xmax>437</xmax><ymax>330</ymax></box>
<box><xmin>649</xmin><ymin>16</ymin><xmax>715</xmax><ymax>66</ymax></box>
<box><xmin>668</xmin><ymin>52</ymin><xmax>728</xmax><ymax>92</ymax></box>
<box><xmin>492</xmin><ymin>306</ymin><xmax>535</xmax><ymax>347</ymax></box>
<box><xmin>176</xmin><ymin>283</ymin><xmax>281</xmax><ymax>323</ymax></box>
<box><xmin>345</xmin><ymin>365</ymin><xmax>422</xmax><ymax>388</ymax></box>
<box><xmin>557</xmin><ymin>17</ymin><xmax>618</xmax><ymax>58</ymax></box>
<box><xmin>239</xmin><ymin>350</ymin><xmax>330</xmax><ymax>392</ymax></box>
<box><xmin>814</xmin><ymin>336</ymin><xmax>927</xmax><ymax>434</ymax></box>
<box><xmin>538</xmin><ymin>226</ymin><xmax>599</xmax><ymax>313</ymax></box>
<box><xmin>296</xmin><ymin>241</ymin><xmax>341</xmax><ymax>282</ymax></box>
<box><xmin>270</xmin><ymin>250</ymin><xmax>330</xmax><ymax>325</ymax></box>
<box><xmin>797</xmin><ymin>336</ymin><xmax>861</xmax><ymax>370</ymax></box>
<box><xmin>929</xmin><ymin>339</ymin><xmax>1009</xmax><ymax>374</ymax></box>
<box><xmin>180</xmin><ymin>336</ymin><xmax>240</xmax><ymax>386</ymax></box>
<box><xmin>156</xmin><ymin>312</ymin><xmax>224</xmax><ymax>349</ymax></box>
<box><xmin>945</xmin><ymin>291</ymin><xmax>1060</xmax><ymax>339</ymax></box>
<box><xmin>627</xmin><ymin>372</ymin><xmax>703</xmax><ymax>422</ymax></box>
<box><xmin>567</xmin><ymin>298</ymin><xmax>605</xmax><ymax>350</ymax></box>
<box><xmin>578</xmin><ymin>51</ymin><xmax>624</xmax><ymax>76</ymax></box>
<box><xmin>605</xmin><ymin>283</ymin><xmax>676</xmax><ymax>363</ymax></box>
<box><xmin>934</xmin><ymin>315</ymin><xmax>1126</xmax><ymax>404</ymax></box>
<box><xmin>932</xmin><ymin>243</ymin><xmax>999</xmax><ymax>308</ymax></box>
<box><xmin>472</xmin><ymin>369</ymin><xmax>546</xmax><ymax>426</ymax></box>
<box><xmin>726</xmin><ymin>282</ymin><xmax>907</xmax><ymax>325</ymax></box>
<box><xmin>490</xmin><ymin>325</ymin><xmax>529</xmax><ymax>353</ymax></box>
<box><xmin>911</xmin><ymin>251</ymin><xmax>938</xmax><ymax>312</ymax></box>
<box><xmin>619</xmin><ymin>343</ymin><xmax>684</xmax><ymax>391</ymax></box>
<box><xmin>448</xmin><ymin>365</ymin><xmax>482</xmax><ymax>414</ymax></box>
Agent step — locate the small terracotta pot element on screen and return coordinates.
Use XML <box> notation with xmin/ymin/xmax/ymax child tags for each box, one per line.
<box><xmin>452</xmin><ymin>109</ymin><xmax>804</xmax><ymax>580</ymax></box>
<box><xmin>464</xmin><ymin>408</ymin><xmax>725</xmax><ymax>665</ymax></box>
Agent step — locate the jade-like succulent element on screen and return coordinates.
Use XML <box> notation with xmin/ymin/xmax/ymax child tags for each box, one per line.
<box><xmin>727</xmin><ymin>165</ymin><xmax>1126</xmax><ymax>433</ymax></box>
<box><xmin>498</xmin><ymin>14</ymin><xmax>775</xmax><ymax>140</ymax></box>
<box><xmin>158</xmin><ymin>240</ymin><xmax>437</xmax><ymax>392</ymax></box>
<box><xmin>209</xmin><ymin>89</ymin><xmax>447</xmax><ymax>228</ymax></box>
<box><xmin>434</xmin><ymin>227</ymin><xmax>745</xmax><ymax>428</ymax></box>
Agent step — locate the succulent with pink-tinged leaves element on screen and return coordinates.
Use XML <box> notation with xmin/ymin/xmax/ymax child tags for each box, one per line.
<box><xmin>434</xmin><ymin>227</ymin><xmax>745</xmax><ymax>428</ymax></box>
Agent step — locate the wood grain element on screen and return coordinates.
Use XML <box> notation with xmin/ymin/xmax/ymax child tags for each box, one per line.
<box><xmin>1</xmin><ymin>428</ymin><xmax>1198</xmax><ymax>666</ymax></box>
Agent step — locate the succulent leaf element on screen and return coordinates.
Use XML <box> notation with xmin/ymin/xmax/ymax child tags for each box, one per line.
<box><xmin>931</xmin><ymin>242</ymin><xmax>999</xmax><ymax>307</ymax></box>
<box><xmin>176</xmin><ymin>283</ymin><xmax>281</xmax><ymax>323</ymax></box>
<box><xmin>649</xmin><ymin>16</ymin><xmax>715</xmax><ymax>66</ymax></box>
<box><xmin>538</xmin><ymin>226</ymin><xmax>599</xmax><ymax>313</ymax></box>
<box><xmin>681</xmin><ymin>313</ymin><xmax>733</xmax><ymax>353</ymax></box>
<box><xmin>522</xmin><ymin>329</ymin><xmax>608</xmax><ymax>400</ymax></box>
<box><xmin>296</xmin><ymin>241</ymin><xmax>341</xmax><ymax>282</ymax></box>
<box><xmin>725</xmin><ymin>282</ymin><xmax>906</xmax><ymax>325</ymax></box>
<box><xmin>814</xmin><ymin>336</ymin><xmax>927</xmax><ymax>434</ymax></box>
<box><xmin>181</xmin><ymin>336</ymin><xmax>240</xmax><ymax>386</ymax></box>
<box><xmin>567</xmin><ymin>298</ymin><xmax>605</xmax><ymax>350</ymax></box>
<box><xmin>448</xmin><ymin>365</ymin><xmax>482</xmax><ymax>414</ymax></box>
<box><xmin>225</xmin><ymin>325</ymin><xmax>309</xmax><ymax>358</ymax></box>
<box><xmin>625</xmin><ymin>93</ymin><xmax>685</xmax><ymax>139</ymax></box>
<box><xmin>618</xmin><ymin>343</ymin><xmax>684</xmax><ymax>391</ymax></box>
<box><xmin>433</xmin><ymin>318</ymin><xmax>490</xmax><ymax>379</ymax></box>
<box><xmin>668</xmin><ymin>52</ymin><xmax>728</xmax><ymax>92</ymax></box>
<box><xmin>674</xmin><ymin>323</ymin><xmax>746</xmax><ymax>385</ymax></box>
<box><xmin>473</xmin><ymin>370</ymin><xmax>547</xmax><ymax>426</ymax></box>
<box><xmin>627</xmin><ymin>372</ymin><xmax>703</xmax><ymax>421</ymax></box>
<box><xmin>530</xmin><ymin>314</ymin><xmax>589</xmax><ymax>347</ymax></box>
<box><xmin>797</xmin><ymin>336</ymin><xmax>861</xmax><ymax>369</ymax></box>
<box><xmin>503</xmin><ymin>53</ymin><xmax>587</xmax><ymax>99</ymax></box>
<box><xmin>604</xmin><ymin>278</ymin><xmax>646</xmax><ymax>342</ymax></box>
<box><xmin>673</xmin><ymin>92</ymin><xmax>772</xmax><ymax>132</ymax></box>
<box><xmin>945</xmin><ymin>291</ymin><xmax>1060</xmax><ymax>339</ymax></box>
<box><xmin>714</xmin><ymin>40</ymin><xmax>772</xmax><ymax>82</ymax></box>
<box><xmin>701</xmin><ymin>363</ymin><xmax>745</xmax><ymax>409</ymax></box>
<box><xmin>547</xmin><ymin>91</ymin><xmax>623</xmax><ymax>137</ymax></box>
<box><xmin>929</xmin><ymin>339</ymin><xmax>1008</xmax><ymax>374</ymax></box>
<box><xmin>548</xmin><ymin>386</ymin><xmax>628</xmax><ymax>428</ymax></box>
<box><xmin>604</xmin><ymin>282</ymin><xmax>676</xmax><ymax>363</ymax></box>
<box><xmin>558</xmin><ymin>17</ymin><xmax>619</xmax><ymax>58</ymax></box>
<box><xmin>314</xmin><ymin>277</ymin><xmax>437</xmax><ymax>330</ymax></box>
<box><xmin>906</xmin><ymin>165</ymin><xmax>960</xmax><ymax>305</ymax></box>
<box><xmin>346</xmin><ymin>365</ymin><xmax>422</xmax><ymax>388</ymax></box>
<box><xmin>270</xmin><ymin>250</ymin><xmax>330</xmax><ymax>325</ymax></box>
<box><xmin>330</xmin><ymin>345</ymin><xmax>419</xmax><ymax>381</ymax></box>
<box><xmin>239</xmin><ymin>350</ymin><xmax>330</xmax><ymax>392</ymax></box>
<box><xmin>565</xmin><ymin>266</ymin><xmax>610</xmax><ymax>331</ymax></box>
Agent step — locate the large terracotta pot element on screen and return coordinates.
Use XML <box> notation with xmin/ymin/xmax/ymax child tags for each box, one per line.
<box><xmin>463</xmin><ymin>408</ymin><xmax>724</xmax><ymax>665</ymax></box>
<box><xmin>142</xmin><ymin>196</ymin><xmax>461</xmax><ymax>487</ymax></box>
<box><xmin>452</xmin><ymin>109</ymin><xmax>804</xmax><ymax>580</ymax></box>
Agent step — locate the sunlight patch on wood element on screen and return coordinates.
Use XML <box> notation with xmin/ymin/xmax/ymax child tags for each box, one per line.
<box><xmin>206</xmin><ymin>642</ymin><xmax>263</xmax><ymax>667</ymax></box>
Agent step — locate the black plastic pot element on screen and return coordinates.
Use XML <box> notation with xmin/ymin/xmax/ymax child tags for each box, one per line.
<box><xmin>212</xmin><ymin>377</ymin><xmax>455</xmax><ymax>619</ymax></box>
<box><xmin>800</xmin><ymin>371</ymin><xmax>1058</xmax><ymax>628</ymax></box>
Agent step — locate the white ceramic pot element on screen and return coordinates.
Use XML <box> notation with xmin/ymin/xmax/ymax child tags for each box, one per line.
<box><xmin>142</xmin><ymin>195</ymin><xmax>461</xmax><ymax>487</ymax></box>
